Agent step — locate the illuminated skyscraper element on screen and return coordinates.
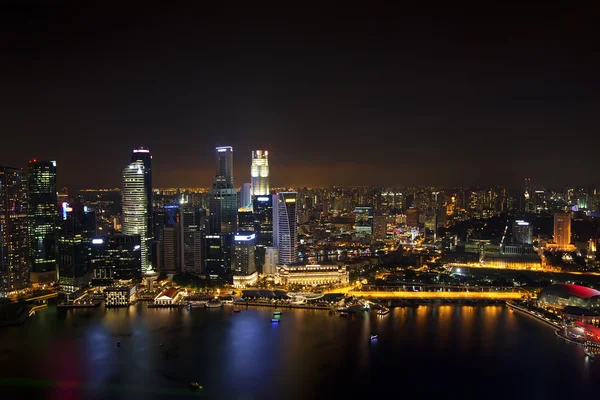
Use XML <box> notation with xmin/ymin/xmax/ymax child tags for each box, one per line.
<box><xmin>512</xmin><ymin>220</ymin><xmax>533</xmax><ymax>245</ymax></box>
<box><xmin>233</xmin><ymin>233</ymin><xmax>256</xmax><ymax>275</ymax></box>
<box><xmin>181</xmin><ymin>205</ymin><xmax>203</xmax><ymax>276</ymax></box>
<box><xmin>240</xmin><ymin>183</ymin><xmax>252</xmax><ymax>209</ymax></box>
<box><xmin>209</xmin><ymin>146</ymin><xmax>238</xmax><ymax>234</ymax></box>
<box><xmin>28</xmin><ymin>160</ymin><xmax>58</xmax><ymax>282</ymax></box>
<box><xmin>130</xmin><ymin>147</ymin><xmax>153</xmax><ymax>237</ymax></box>
<box><xmin>353</xmin><ymin>206</ymin><xmax>373</xmax><ymax>234</ymax></box>
<box><xmin>122</xmin><ymin>160</ymin><xmax>152</xmax><ymax>274</ymax></box>
<box><xmin>273</xmin><ymin>192</ymin><xmax>298</xmax><ymax>265</ymax></box>
<box><xmin>250</xmin><ymin>150</ymin><xmax>269</xmax><ymax>196</ymax></box>
<box><xmin>0</xmin><ymin>166</ymin><xmax>29</xmax><ymax>295</ymax></box>
<box><xmin>553</xmin><ymin>212</ymin><xmax>571</xmax><ymax>249</ymax></box>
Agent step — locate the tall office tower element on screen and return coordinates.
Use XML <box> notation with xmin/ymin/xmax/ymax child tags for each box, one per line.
<box><xmin>209</xmin><ymin>146</ymin><xmax>237</xmax><ymax>234</ymax></box>
<box><xmin>253</xmin><ymin>196</ymin><xmax>273</xmax><ymax>246</ymax></box>
<box><xmin>553</xmin><ymin>212</ymin><xmax>571</xmax><ymax>249</ymax></box>
<box><xmin>250</xmin><ymin>150</ymin><xmax>269</xmax><ymax>196</ymax></box>
<box><xmin>131</xmin><ymin>147</ymin><xmax>153</xmax><ymax>234</ymax></box>
<box><xmin>512</xmin><ymin>220</ymin><xmax>533</xmax><ymax>245</ymax></box>
<box><xmin>0</xmin><ymin>166</ymin><xmax>29</xmax><ymax>295</ymax></box>
<box><xmin>373</xmin><ymin>216</ymin><xmax>387</xmax><ymax>240</ymax></box>
<box><xmin>406</xmin><ymin>207</ymin><xmax>419</xmax><ymax>227</ymax></box>
<box><xmin>28</xmin><ymin>160</ymin><xmax>58</xmax><ymax>282</ymax></box>
<box><xmin>122</xmin><ymin>160</ymin><xmax>152</xmax><ymax>274</ymax></box>
<box><xmin>232</xmin><ymin>233</ymin><xmax>256</xmax><ymax>275</ymax></box>
<box><xmin>162</xmin><ymin>224</ymin><xmax>180</xmax><ymax>274</ymax></box>
<box><xmin>238</xmin><ymin>209</ymin><xmax>255</xmax><ymax>232</ymax></box>
<box><xmin>240</xmin><ymin>183</ymin><xmax>252</xmax><ymax>209</ymax></box>
<box><xmin>181</xmin><ymin>205</ymin><xmax>203</xmax><ymax>276</ymax></box>
<box><xmin>524</xmin><ymin>178</ymin><xmax>533</xmax><ymax>212</ymax></box>
<box><xmin>263</xmin><ymin>247</ymin><xmax>279</xmax><ymax>275</ymax></box>
<box><xmin>89</xmin><ymin>235</ymin><xmax>142</xmax><ymax>283</ymax></box>
<box><xmin>354</xmin><ymin>206</ymin><xmax>374</xmax><ymax>234</ymax></box>
<box><xmin>273</xmin><ymin>192</ymin><xmax>298</xmax><ymax>265</ymax></box>
<box><xmin>58</xmin><ymin>202</ymin><xmax>96</xmax><ymax>292</ymax></box>
<box><xmin>205</xmin><ymin>235</ymin><xmax>226</xmax><ymax>276</ymax></box>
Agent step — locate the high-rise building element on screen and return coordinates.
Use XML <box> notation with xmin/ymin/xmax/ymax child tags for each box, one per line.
<box><xmin>209</xmin><ymin>146</ymin><xmax>237</xmax><ymax>234</ymax></box>
<box><xmin>373</xmin><ymin>215</ymin><xmax>387</xmax><ymax>241</ymax></box>
<box><xmin>406</xmin><ymin>207</ymin><xmax>419</xmax><ymax>227</ymax></box>
<box><xmin>273</xmin><ymin>192</ymin><xmax>298</xmax><ymax>265</ymax></box>
<box><xmin>205</xmin><ymin>235</ymin><xmax>226</xmax><ymax>276</ymax></box>
<box><xmin>0</xmin><ymin>166</ymin><xmax>29</xmax><ymax>295</ymax></box>
<box><xmin>240</xmin><ymin>183</ymin><xmax>252</xmax><ymax>209</ymax></box>
<box><xmin>131</xmin><ymin>147</ymin><xmax>153</xmax><ymax>235</ymax></box>
<box><xmin>122</xmin><ymin>160</ymin><xmax>152</xmax><ymax>274</ymax></box>
<box><xmin>263</xmin><ymin>247</ymin><xmax>279</xmax><ymax>275</ymax></box>
<box><xmin>162</xmin><ymin>224</ymin><xmax>180</xmax><ymax>274</ymax></box>
<box><xmin>28</xmin><ymin>160</ymin><xmax>58</xmax><ymax>282</ymax></box>
<box><xmin>250</xmin><ymin>150</ymin><xmax>269</xmax><ymax>196</ymax></box>
<box><xmin>90</xmin><ymin>235</ymin><xmax>142</xmax><ymax>283</ymax></box>
<box><xmin>353</xmin><ymin>206</ymin><xmax>373</xmax><ymax>234</ymax></box>
<box><xmin>58</xmin><ymin>201</ymin><xmax>96</xmax><ymax>292</ymax></box>
<box><xmin>253</xmin><ymin>196</ymin><xmax>273</xmax><ymax>246</ymax></box>
<box><xmin>238</xmin><ymin>208</ymin><xmax>255</xmax><ymax>232</ymax></box>
<box><xmin>553</xmin><ymin>212</ymin><xmax>571</xmax><ymax>249</ymax></box>
<box><xmin>181</xmin><ymin>205</ymin><xmax>203</xmax><ymax>276</ymax></box>
<box><xmin>233</xmin><ymin>233</ymin><xmax>256</xmax><ymax>275</ymax></box>
<box><xmin>512</xmin><ymin>220</ymin><xmax>533</xmax><ymax>245</ymax></box>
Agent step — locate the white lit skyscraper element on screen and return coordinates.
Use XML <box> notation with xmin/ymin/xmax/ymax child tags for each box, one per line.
<box><xmin>122</xmin><ymin>160</ymin><xmax>152</xmax><ymax>274</ymax></box>
<box><xmin>251</xmin><ymin>150</ymin><xmax>269</xmax><ymax>196</ymax></box>
<box><xmin>273</xmin><ymin>192</ymin><xmax>298</xmax><ymax>265</ymax></box>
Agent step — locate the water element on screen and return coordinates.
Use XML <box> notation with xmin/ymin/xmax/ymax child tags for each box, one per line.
<box><xmin>0</xmin><ymin>304</ymin><xmax>597</xmax><ymax>399</ymax></box>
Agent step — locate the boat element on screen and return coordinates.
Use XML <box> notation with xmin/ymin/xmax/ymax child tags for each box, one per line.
<box><xmin>189</xmin><ymin>382</ymin><xmax>203</xmax><ymax>389</ymax></box>
<box><xmin>233</xmin><ymin>309</ymin><xmax>241</xmax><ymax>313</ymax></box>
<box><xmin>370</xmin><ymin>335</ymin><xmax>378</xmax><ymax>341</ymax></box>
<box><xmin>339</xmin><ymin>312</ymin><xmax>349</xmax><ymax>318</ymax></box>
<box><xmin>117</xmin><ymin>341</ymin><xmax>122</xmax><ymax>347</ymax></box>
<box><xmin>205</xmin><ymin>300</ymin><xmax>223</xmax><ymax>309</ymax></box>
<box><xmin>584</xmin><ymin>350</ymin><xmax>596</xmax><ymax>358</ymax></box>
<box><xmin>377</xmin><ymin>308</ymin><xmax>390</xmax><ymax>315</ymax></box>
<box><xmin>272</xmin><ymin>312</ymin><xmax>281</xmax><ymax>323</ymax></box>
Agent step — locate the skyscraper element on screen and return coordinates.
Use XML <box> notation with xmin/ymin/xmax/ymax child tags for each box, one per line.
<box><xmin>181</xmin><ymin>205</ymin><xmax>203</xmax><ymax>276</ymax></box>
<box><xmin>28</xmin><ymin>160</ymin><xmax>58</xmax><ymax>282</ymax></box>
<box><xmin>90</xmin><ymin>235</ymin><xmax>142</xmax><ymax>283</ymax></box>
<box><xmin>553</xmin><ymin>212</ymin><xmax>571</xmax><ymax>249</ymax></box>
<box><xmin>0</xmin><ymin>166</ymin><xmax>29</xmax><ymax>295</ymax></box>
<box><xmin>209</xmin><ymin>146</ymin><xmax>238</xmax><ymax>234</ymax></box>
<box><xmin>354</xmin><ymin>206</ymin><xmax>373</xmax><ymax>234</ymax></box>
<box><xmin>232</xmin><ymin>233</ymin><xmax>256</xmax><ymax>275</ymax></box>
<box><xmin>122</xmin><ymin>160</ymin><xmax>152</xmax><ymax>274</ymax></box>
<box><xmin>273</xmin><ymin>192</ymin><xmax>298</xmax><ymax>265</ymax></box>
<box><xmin>240</xmin><ymin>183</ymin><xmax>252</xmax><ymax>209</ymax></box>
<box><xmin>512</xmin><ymin>220</ymin><xmax>533</xmax><ymax>245</ymax></box>
<box><xmin>57</xmin><ymin>201</ymin><xmax>96</xmax><ymax>292</ymax></box>
<box><xmin>131</xmin><ymin>147</ymin><xmax>153</xmax><ymax>234</ymax></box>
<box><xmin>251</xmin><ymin>150</ymin><xmax>269</xmax><ymax>196</ymax></box>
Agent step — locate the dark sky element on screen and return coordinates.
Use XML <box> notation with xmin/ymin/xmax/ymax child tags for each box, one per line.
<box><xmin>1</xmin><ymin>4</ymin><xmax>598</xmax><ymax>189</ymax></box>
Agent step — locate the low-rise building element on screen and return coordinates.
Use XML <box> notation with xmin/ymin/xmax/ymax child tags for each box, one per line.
<box><xmin>154</xmin><ymin>287</ymin><xmax>182</xmax><ymax>305</ymax></box>
<box><xmin>104</xmin><ymin>285</ymin><xmax>137</xmax><ymax>307</ymax></box>
<box><xmin>277</xmin><ymin>264</ymin><xmax>349</xmax><ymax>286</ymax></box>
<box><xmin>233</xmin><ymin>271</ymin><xmax>258</xmax><ymax>288</ymax></box>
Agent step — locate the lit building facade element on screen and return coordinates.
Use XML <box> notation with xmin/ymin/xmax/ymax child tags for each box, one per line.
<box><xmin>253</xmin><ymin>196</ymin><xmax>273</xmax><ymax>246</ymax></box>
<box><xmin>554</xmin><ymin>212</ymin><xmax>571</xmax><ymax>249</ymax></box>
<box><xmin>354</xmin><ymin>206</ymin><xmax>373</xmax><ymax>234</ymax></box>
<box><xmin>250</xmin><ymin>150</ymin><xmax>269</xmax><ymax>196</ymax></box>
<box><xmin>233</xmin><ymin>233</ymin><xmax>256</xmax><ymax>276</ymax></box>
<box><xmin>512</xmin><ymin>220</ymin><xmax>533</xmax><ymax>245</ymax></box>
<box><xmin>277</xmin><ymin>264</ymin><xmax>349</xmax><ymax>286</ymax></box>
<box><xmin>90</xmin><ymin>235</ymin><xmax>142</xmax><ymax>283</ymax></box>
<box><xmin>209</xmin><ymin>146</ymin><xmax>237</xmax><ymax>234</ymax></box>
<box><xmin>181</xmin><ymin>205</ymin><xmax>203</xmax><ymax>276</ymax></box>
<box><xmin>104</xmin><ymin>285</ymin><xmax>137</xmax><ymax>307</ymax></box>
<box><xmin>0</xmin><ymin>166</ymin><xmax>29</xmax><ymax>295</ymax></box>
<box><xmin>273</xmin><ymin>192</ymin><xmax>298</xmax><ymax>265</ymax></box>
<box><xmin>263</xmin><ymin>247</ymin><xmax>279</xmax><ymax>275</ymax></box>
<box><xmin>205</xmin><ymin>235</ymin><xmax>226</xmax><ymax>276</ymax></box>
<box><xmin>130</xmin><ymin>148</ymin><xmax>153</xmax><ymax>241</ymax></box>
<box><xmin>28</xmin><ymin>160</ymin><xmax>58</xmax><ymax>281</ymax></box>
<box><xmin>240</xmin><ymin>183</ymin><xmax>252</xmax><ymax>209</ymax></box>
<box><xmin>122</xmin><ymin>160</ymin><xmax>152</xmax><ymax>273</ymax></box>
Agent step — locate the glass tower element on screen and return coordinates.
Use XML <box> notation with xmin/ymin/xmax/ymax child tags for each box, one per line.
<box><xmin>28</xmin><ymin>160</ymin><xmax>58</xmax><ymax>279</ymax></box>
<box><xmin>273</xmin><ymin>192</ymin><xmax>298</xmax><ymax>265</ymax></box>
<box><xmin>250</xmin><ymin>150</ymin><xmax>269</xmax><ymax>196</ymax></box>
<box><xmin>0</xmin><ymin>166</ymin><xmax>29</xmax><ymax>295</ymax></box>
<box><xmin>209</xmin><ymin>146</ymin><xmax>238</xmax><ymax>234</ymax></box>
<box><xmin>122</xmin><ymin>160</ymin><xmax>152</xmax><ymax>274</ymax></box>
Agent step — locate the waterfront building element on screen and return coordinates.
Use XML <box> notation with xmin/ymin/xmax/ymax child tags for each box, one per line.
<box><xmin>104</xmin><ymin>285</ymin><xmax>137</xmax><ymax>307</ymax></box>
<box><xmin>233</xmin><ymin>233</ymin><xmax>256</xmax><ymax>276</ymax></box>
<box><xmin>233</xmin><ymin>271</ymin><xmax>258</xmax><ymax>288</ymax></box>
<box><xmin>154</xmin><ymin>287</ymin><xmax>182</xmax><ymax>305</ymax></box>
<box><xmin>512</xmin><ymin>220</ymin><xmax>533</xmax><ymax>245</ymax></box>
<box><xmin>273</xmin><ymin>192</ymin><xmax>298</xmax><ymax>265</ymax></box>
<box><xmin>277</xmin><ymin>264</ymin><xmax>349</xmax><ymax>286</ymax></box>
<box><xmin>57</xmin><ymin>202</ymin><xmax>96</xmax><ymax>292</ymax></box>
<box><xmin>205</xmin><ymin>234</ymin><xmax>226</xmax><ymax>276</ymax></box>
<box><xmin>537</xmin><ymin>284</ymin><xmax>600</xmax><ymax>321</ymax></box>
<box><xmin>0</xmin><ymin>166</ymin><xmax>29</xmax><ymax>295</ymax></box>
<box><xmin>250</xmin><ymin>150</ymin><xmax>269</xmax><ymax>196</ymax></box>
<box><xmin>353</xmin><ymin>206</ymin><xmax>373</xmax><ymax>234</ymax></box>
<box><xmin>209</xmin><ymin>147</ymin><xmax>237</xmax><ymax>235</ymax></box>
<box><xmin>253</xmin><ymin>196</ymin><xmax>273</xmax><ymax>246</ymax></box>
<box><xmin>122</xmin><ymin>160</ymin><xmax>152</xmax><ymax>274</ymax></box>
<box><xmin>28</xmin><ymin>160</ymin><xmax>58</xmax><ymax>283</ymax></box>
<box><xmin>553</xmin><ymin>212</ymin><xmax>571</xmax><ymax>249</ymax></box>
<box><xmin>263</xmin><ymin>247</ymin><xmax>279</xmax><ymax>275</ymax></box>
<box><xmin>181</xmin><ymin>205</ymin><xmax>203</xmax><ymax>276</ymax></box>
<box><xmin>89</xmin><ymin>235</ymin><xmax>142</xmax><ymax>283</ymax></box>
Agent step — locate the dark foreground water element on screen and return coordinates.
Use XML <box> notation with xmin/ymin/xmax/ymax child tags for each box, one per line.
<box><xmin>0</xmin><ymin>304</ymin><xmax>597</xmax><ymax>400</ymax></box>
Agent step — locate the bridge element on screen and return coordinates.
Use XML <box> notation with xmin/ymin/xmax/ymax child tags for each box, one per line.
<box><xmin>326</xmin><ymin>286</ymin><xmax>524</xmax><ymax>300</ymax></box>
<box><xmin>22</xmin><ymin>292</ymin><xmax>58</xmax><ymax>302</ymax></box>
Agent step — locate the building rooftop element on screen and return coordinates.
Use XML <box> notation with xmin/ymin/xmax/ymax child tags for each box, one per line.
<box><xmin>157</xmin><ymin>287</ymin><xmax>179</xmax><ymax>299</ymax></box>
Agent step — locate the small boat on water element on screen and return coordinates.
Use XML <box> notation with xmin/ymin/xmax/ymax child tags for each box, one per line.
<box><xmin>233</xmin><ymin>309</ymin><xmax>241</xmax><ymax>313</ymax></box>
<box><xmin>370</xmin><ymin>335</ymin><xmax>378</xmax><ymax>341</ymax></box>
<box><xmin>189</xmin><ymin>382</ymin><xmax>203</xmax><ymax>389</ymax></box>
<box><xmin>272</xmin><ymin>312</ymin><xmax>281</xmax><ymax>323</ymax></box>
<box><xmin>339</xmin><ymin>312</ymin><xmax>349</xmax><ymax>318</ymax></box>
<box><xmin>584</xmin><ymin>350</ymin><xmax>596</xmax><ymax>358</ymax></box>
<box><xmin>273</xmin><ymin>311</ymin><xmax>282</xmax><ymax>316</ymax></box>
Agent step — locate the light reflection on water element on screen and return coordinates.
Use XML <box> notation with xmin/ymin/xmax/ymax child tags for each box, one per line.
<box><xmin>0</xmin><ymin>303</ymin><xmax>598</xmax><ymax>399</ymax></box>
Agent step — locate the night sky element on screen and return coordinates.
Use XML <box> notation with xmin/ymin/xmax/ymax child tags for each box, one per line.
<box><xmin>1</xmin><ymin>4</ymin><xmax>598</xmax><ymax>189</ymax></box>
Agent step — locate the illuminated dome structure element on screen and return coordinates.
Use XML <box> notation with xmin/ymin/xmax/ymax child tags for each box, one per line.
<box><xmin>537</xmin><ymin>284</ymin><xmax>600</xmax><ymax>309</ymax></box>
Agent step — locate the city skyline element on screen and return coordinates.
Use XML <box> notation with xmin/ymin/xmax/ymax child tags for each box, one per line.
<box><xmin>1</xmin><ymin>5</ymin><xmax>599</xmax><ymax>189</ymax></box>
